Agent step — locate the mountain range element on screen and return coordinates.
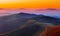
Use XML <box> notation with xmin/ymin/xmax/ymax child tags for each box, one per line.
<box><xmin>0</xmin><ymin>12</ymin><xmax>60</xmax><ymax>36</ymax></box>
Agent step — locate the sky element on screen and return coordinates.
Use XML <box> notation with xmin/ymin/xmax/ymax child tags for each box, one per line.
<box><xmin>0</xmin><ymin>0</ymin><xmax>60</xmax><ymax>8</ymax></box>
<box><xmin>0</xmin><ymin>0</ymin><xmax>60</xmax><ymax>17</ymax></box>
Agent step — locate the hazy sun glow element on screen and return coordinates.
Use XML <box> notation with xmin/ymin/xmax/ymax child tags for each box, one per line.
<box><xmin>0</xmin><ymin>0</ymin><xmax>60</xmax><ymax>8</ymax></box>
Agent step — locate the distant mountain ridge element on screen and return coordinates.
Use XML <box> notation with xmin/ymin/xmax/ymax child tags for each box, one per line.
<box><xmin>35</xmin><ymin>8</ymin><xmax>60</xmax><ymax>11</ymax></box>
<box><xmin>1</xmin><ymin>12</ymin><xmax>60</xmax><ymax>25</ymax></box>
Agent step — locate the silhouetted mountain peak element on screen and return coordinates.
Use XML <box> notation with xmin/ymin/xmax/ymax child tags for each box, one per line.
<box><xmin>18</xmin><ymin>12</ymin><xmax>30</xmax><ymax>15</ymax></box>
<box><xmin>15</xmin><ymin>12</ymin><xmax>37</xmax><ymax>16</ymax></box>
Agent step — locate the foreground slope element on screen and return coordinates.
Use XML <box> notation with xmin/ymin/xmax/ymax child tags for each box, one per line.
<box><xmin>0</xmin><ymin>13</ymin><xmax>59</xmax><ymax>36</ymax></box>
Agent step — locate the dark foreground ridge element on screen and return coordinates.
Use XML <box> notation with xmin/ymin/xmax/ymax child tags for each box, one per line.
<box><xmin>0</xmin><ymin>12</ymin><xmax>59</xmax><ymax>36</ymax></box>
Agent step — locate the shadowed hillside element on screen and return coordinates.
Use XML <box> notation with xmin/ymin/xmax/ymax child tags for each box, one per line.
<box><xmin>0</xmin><ymin>12</ymin><xmax>59</xmax><ymax>36</ymax></box>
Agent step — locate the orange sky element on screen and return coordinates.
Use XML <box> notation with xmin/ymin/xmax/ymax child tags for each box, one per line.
<box><xmin>0</xmin><ymin>0</ymin><xmax>60</xmax><ymax>9</ymax></box>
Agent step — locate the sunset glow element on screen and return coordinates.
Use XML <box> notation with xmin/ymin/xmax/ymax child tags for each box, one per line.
<box><xmin>0</xmin><ymin>0</ymin><xmax>60</xmax><ymax>8</ymax></box>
